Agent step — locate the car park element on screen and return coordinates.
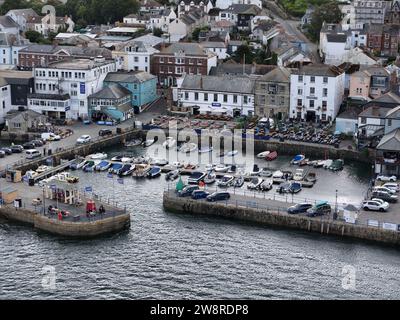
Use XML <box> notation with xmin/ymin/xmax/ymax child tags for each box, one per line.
<box><xmin>178</xmin><ymin>185</ymin><xmax>199</xmax><ymax>197</ymax></box>
<box><xmin>206</xmin><ymin>192</ymin><xmax>230</xmax><ymax>202</ymax></box>
<box><xmin>306</xmin><ymin>201</ymin><xmax>332</xmax><ymax>217</ymax></box>
<box><xmin>287</xmin><ymin>203</ymin><xmax>313</xmax><ymax>214</ymax></box>
<box><xmin>362</xmin><ymin>199</ymin><xmax>389</xmax><ymax>212</ymax></box>
<box><xmin>376</xmin><ymin>175</ymin><xmax>397</xmax><ymax>182</ymax></box>
<box><xmin>76</xmin><ymin>135</ymin><xmax>92</xmax><ymax>144</ymax></box>
<box><xmin>191</xmin><ymin>190</ymin><xmax>210</xmax><ymax>200</ymax></box>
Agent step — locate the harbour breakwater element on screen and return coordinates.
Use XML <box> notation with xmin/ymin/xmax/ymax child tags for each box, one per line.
<box><xmin>0</xmin><ymin>206</ymin><xmax>131</xmax><ymax>237</ymax></box>
<box><xmin>163</xmin><ymin>192</ymin><xmax>400</xmax><ymax>246</ymax></box>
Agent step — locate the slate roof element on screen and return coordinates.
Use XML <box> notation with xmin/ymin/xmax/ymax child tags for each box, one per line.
<box><xmin>0</xmin><ymin>15</ymin><xmax>19</xmax><ymax>28</ymax></box>
<box><xmin>89</xmin><ymin>84</ymin><xmax>131</xmax><ymax>99</ymax></box>
<box><xmin>159</xmin><ymin>42</ymin><xmax>208</xmax><ymax>55</ymax></box>
<box><xmin>385</xmin><ymin>105</ymin><xmax>400</xmax><ymax>119</ymax></box>
<box><xmin>104</xmin><ymin>71</ymin><xmax>156</xmax><ymax>83</ymax></box>
<box><xmin>326</xmin><ymin>34</ymin><xmax>347</xmax><ymax>43</ymax></box>
<box><xmin>377</xmin><ymin>128</ymin><xmax>400</xmax><ymax>151</ymax></box>
<box><xmin>292</xmin><ymin>64</ymin><xmax>344</xmax><ymax>77</ymax></box>
<box><xmin>258</xmin><ymin>66</ymin><xmax>290</xmax><ymax>83</ymax></box>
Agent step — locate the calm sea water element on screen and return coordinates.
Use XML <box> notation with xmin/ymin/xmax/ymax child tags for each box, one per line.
<box><xmin>1</xmin><ymin>146</ymin><xmax>400</xmax><ymax>299</ymax></box>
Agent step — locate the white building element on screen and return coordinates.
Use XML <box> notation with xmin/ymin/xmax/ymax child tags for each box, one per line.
<box><xmin>0</xmin><ymin>77</ymin><xmax>12</xmax><ymax>124</ymax></box>
<box><xmin>321</xmin><ymin>33</ymin><xmax>350</xmax><ymax>65</ymax></box>
<box><xmin>289</xmin><ymin>65</ymin><xmax>345</xmax><ymax>123</ymax></box>
<box><xmin>215</xmin><ymin>0</ymin><xmax>262</xmax><ymax>10</ymax></box>
<box><xmin>30</xmin><ymin>57</ymin><xmax>117</xmax><ymax>120</ymax></box>
<box><xmin>0</xmin><ymin>32</ymin><xmax>29</xmax><ymax>66</ymax></box>
<box><xmin>6</xmin><ymin>8</ymin><xmax>39</xmax><ymax>32</ymax></box>
<box><xmin>200</xmin><ymin>41</ymin><xmax>229</xmax><ymax>59</ymax></box>
<box><xmin>174</xmin><ymin>74</ymin><xmax>255</xmax><ymax>116</ymax></box>
<box><xmin>112</xmin><ymin>40</ymin><xmax>159</xmax><ymax>73</ymax></box>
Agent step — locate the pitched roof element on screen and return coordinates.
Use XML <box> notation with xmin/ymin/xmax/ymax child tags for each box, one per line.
<box><xmin>258</xmin><ymin>66</ymin><xmax>290</xmax><ymax>82</ymax></box>
<box><xmin>358</xmin><ymin>105</ymin><xmax>392</xmax><ymax>118</ymax></box>
<box><xmin>373</xmin><ymin>91</ymin><xmax>400</xmax><ymax>104</ymax></box>
<box><xmin>180</xmin><ymin>74</ymin><xmax>255</xmax><ymax>94</ymax></box>
<box><xmin>377</xmin><ymin>128</ymin><xmax>400</xmax><ymax>151</ymax></box>
<box><xmin>210</xmin><ymin>62</ymin><xmax>276</xmax><ymax>76</ymax></box>
<box><xmin>104</xmin><ymin>71</ymin><xmax>156</xmax><ymax>83</ymax></box>
<box><xmin>223</xmin><ymin>4</ymin><xmax>261</xmax><ymax>15</ymax></box>
<box><xmin>89</xmin><ymin>83</ymin><xmax>131</xmax><ymax>99</ymax></box>
<box><xmin>292</xmin><ymin>64</ymin><xmax>344</xmax><ymax>77</ymax></box>
<box><xmin>385</xmin><ymin>105</ymin><xmax>400</xmax><ymax>119</ymax></box>
<box><xmin>0</xmin><ymin>15</ymin><xmax>19</xmax><ymax>28</ymax></box>
<box><xmin>159</xmin><ymin>42</ymin><xmax>208</xmax><ymax>55</ymax></box>
<box><xmin>326</xmin><ymin>34</ymin><xmax>347</xmax><ymax>43</ymax></box>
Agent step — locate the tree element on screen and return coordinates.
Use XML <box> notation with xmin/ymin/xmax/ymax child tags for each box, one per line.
<box><xmin>307</xmin><ymin>1</ymin><xmax>343</xmax><ymax>41</ymax></box>
<box><xmin>191</xmin><ymin>26</ymin><xmax>209</xmax><ymax>41</ymax></box>
<box><xmin>25</xmin><ymin>30</ymin><xmax>42</xmax><ymax>43</ymax></box>
<box><xmin>232</xmin><ymin>44</ymin><xmax>253</xmax><ymax>64</ymax></box>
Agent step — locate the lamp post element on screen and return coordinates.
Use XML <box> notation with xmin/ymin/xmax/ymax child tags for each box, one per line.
<box><xmin>334</xmin><ymin>189</ymin><xmax>338</xmax><ymax>220</ymax></box>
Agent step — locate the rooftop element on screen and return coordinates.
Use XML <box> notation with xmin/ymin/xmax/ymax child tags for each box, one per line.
<box><xmin>89</xmin><ymin>83</ymin><xmax>131</xmax><ymax>99</ymax></box>
<box><xmin>377</xmin><ymin>128</ymin><xmax>400</xmax><ymax>151</ymax></box>
<box><xmin>292</xmin><ymin>64</ymin><xmax>344</xmax><ymax>77</ymax></box>
<box><xmin>104</xmin><ymin>71</ymin><xmax>156</xmax><ymax>83</ymax></box>
<box><xmin>46</xmin><ymin>58</ymin><xmax>114</xmax><ymax>70</ymax></box>
<box><xmin>158</xmin><ymin>42</ymin><xmax>209</xmax><ymax>56</ymax></box>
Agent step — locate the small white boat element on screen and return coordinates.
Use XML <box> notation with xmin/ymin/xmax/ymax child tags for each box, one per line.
<box><xmin>172</xmin><ymin>161</ymin><xmax>184</xmax><ymax>168</ymax></box>
<box><xmin>218</xmin><ymin>175</ymin><xmax>235</xmax><ymax>187</ymax></box>
<box><xmin>260</xmin><ymin>178</ymin><xmax>273</xmax><ymax>191</ymax></box>
<box><xmin>272</xmin><ymin>170</ymin><xmax>284</xmax><ymax>179</ymax></box>
<box><xmin>25</xmin><ymin>170</ymin><xmax>38</xmax><ymax>179</ymax></box>
<box><xmin>205</xmin><ymin>164</ymin><xmax>215</xmax><ymax>171</ymax></box>
<box><xmin>323</xmin><ymin>159</ymin><xmax>333</xmax><ymax>169</ymax></box>
<box><xmin>257</xmin><ymin>151</ymin><xmax>270</xmax><ymax>159</ymax></box>
<box><xmin>233</xmin><ymin>175</ymin><xmax>244</xmax><ymax>188</ymax></box>
<box><xmin>125</xmin><ymin>138</ymin><xmax>142</xmax><ymax>147</ymax></box>
<box><xmin>165</xmin><ymin>169</ymin><xmax>180</xmax><ymax>181</ymax></box>
<box><xmin>199</xmin><ymin>146</ymin><xmax>213</xmax><ymax>153</ymax></box>
<box><xmin>90</xmin><ymin>153</ymin><xmax>107</xmax><ymax>160</ymax></box>
<box><xmin>293</xmin><ymin>168</ymin><xmax>305</xmax><ymax>181</ymax></box>
<box><xmin>152</xmin><ymin>158</ymin><xmax>169</xmax><ymax>166</ymax></box>
<box><xmin>204</xmin><ymin>172</ymin><xmax>216</xmax><ymax>184</ymax></box>
<box><xmin>180</xmin><ymin>142</ymin><xmax>197</xmax><ymax>153</ymax></box>
<box><xmin>226</xmin><ymin>150</ymin><xmax>238</xmax><ymax>157</ymax></box>
<box><xmin>313</xmin><ymin>160</ymin><xmax>326</xmax><ymax>168</ymax></box>
<box><xmin>250</xmin><ymin>164</ymin><xmax>261</xmax><ymax>176</ymax></box>
<box><xmin>247</xmin><ymin>177</ymin><xmax>264</xmax><ymax>190</ymax></box>
<box><xmin>259</xmin><ymin>168</ymin><xmax>272</xmax><ymax>177</ymax></box>
<box><xmin>163</xmin><ymin>137</ymin><xmax>176</xmax><ymax>149</ymax></box>
<box><xmin>142</xmin><ymin>139</ymin><xmax>156</xmax><ymax>147</ymax></box>
<box><xmin>214</xmin><ymin>164</ymin><xmax>230</xmax><ymax>173</ymax></box>
<box><xmin>36</xmin><ymin>165</ymin><xmax>49</xmax><ymax>174</ymax></box>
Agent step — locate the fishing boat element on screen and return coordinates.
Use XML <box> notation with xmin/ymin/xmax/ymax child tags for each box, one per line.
<box><xmin>305</xmin><ymin>172</ymin><xmax>317</xmax><ymax>182</ymax></box>
<box><xmin>118</xmin><ymin>164</ymin><xmax>135</xmax><ymax>176</ymax></box>
<box><xmin>165</xmin><ymin>169</ymin><xmax>180</xmax><ymax>181</ymax></box>
<box><xmin>82</xmin><ymin>160</ymin><xmax>96</xmax><ymax>172</ymax></box>
<box><xmin>204</xmin><ymin>171</ymin><xmax>216</xmax><ymax>184</ymax></box>
<box><xmin>180</xmin><ymin>142</ymin><xmax>197</xmax><ymax>153</ymax></box>
<box><xmin>272</xmin><ymin>170</ymin><xmax>284</xmax><ymax>179</ymax></box>
<box><xmin>288</xmin><ymin>182</ymin><xmax>302</xmax><ymax>193</ymax></box>
<box><xmin>291</xmin><ymin>154</ymin><xmax>305</xmax><ymax>165</ymax></box>
<box><xmin>163</xmin><ymin>137</ymin><xmax>176</xmax><ymax>149</ymax></box>
<box><xmin>266</xmin><ymin>151</ymin><xmax>278</xmax><ymax>161</ymax></box>
<box><xmin>323</xmin><ymin>159</ymin><xmax>333</xmax><ymax>169</ymax></box>
<box><xmin>125</xmin><ymin>138</ymin><xmax>143</xmax><ymax>147</ymax></box>
<box><xmin>36</xmin><ymin>165</ymin><xmax>49</xmax><ymax>174</ymax></box>
<box><xmin>217</xmin><ymin>175</ymin><xmax>234</xmax><ymax>187</ymax></box>
<box><xmin>226</xmin><ymin>150</ymin><xmax>238</xmax><ymax>157</ymax></box>
<box><xmin>90</xmin><ymin>152</ymin><xmax>107</xmax><ymax>160</ymax></box>
<box><xmin>257</xmin><ymin>151</ymin><xmax>270</xmax><ymax>159</ymax></box>
<box><xmin>329</xmin><ymin>159</ymin><xmax>344</xmax><ymax>171</ymax></box>
<box><xmin>147</xmin><ymin>166</ymin><xmax>161</xmax><ymax>178</ymax></box>
<box><xmin>109</xmin><ymin>163</ymin><xmax>123</xmax><ymax>174</ymax></box>
<box><xmin>247</xmin><ymin>177</ymin><xmax>263</xmax><ymax>190</ymax></box>
<box><xmin>259</xmin><ymin>167</ymin><xmax>272</xmax><ymax>177</ymax></box>
<box><xmin>188</xmin><ymin>171</ymin><xmax>206</xmax><ymax>184</ymax></box>
<box><xmin>233</xmin><ymin>176</ymin><xmax>244</xmax><ymax>188</ymax></box>
<box><xmin>198</xmin><ymin>146</ymin><xmax>213</xmax><ymax>153</ymax></box>
<box><xmin>142</xmin><ymin>139</ymin><xmax>156</xmax><ymax>147</ymax></box>
<box><xmin>133</xmin><ymin>164</ymin><xmax>151</xmax><ymax>178</ymax></box>
<box><xmin>293</xmin><ymin>168</ymin><xmax>305</xmax><ymax>181</ymax></box>
<box><xmin>214</xmin><ymin>164</ymin><xmax>230</xmax><ymax>173</ymax></box>
<box><xmin>260</xmin><ymin>179</ymin><xmax>273</xmax><ymax>191</ymax></box>
<box><xmin>95</xmin><ymin>160</ymin><xmax>111</xmax><ymax>171</ymax></box>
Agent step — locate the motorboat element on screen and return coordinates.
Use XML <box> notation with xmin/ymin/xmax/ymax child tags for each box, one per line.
<box><xmin>165</xmin><ymin>169</ymin><xmax>180</xmax><ymax>181</ymax></box>
<box><xmin>142</xmin><ymin>139</ymin><xmax>156</xmax><ymax>147</ymax></box>
<box><xmin>257</xmin><ymin>151</ymin><xmax>270</xmax><ymax>159</ymax></box>
<box><xmin>226</xmin><ymin>150</ymin><xmax>238</xmax><ymax>157</ymax></box>
<box><xmin>83</xmin><ymin>160</ymin><xmax>97</xmax><ymax>172</ymax></box>
<box><xmin>289</xmin><ymin>182</ymin><xmax>302</xmax><ymax>194</ymax></box>
<box><xmin>272</xmin><ymin>170</ymin><xmax>284</xmax><ymax>179</ymax></box>
<box><xmin>266</xmin><ymin>151</ymin><xmax>278</xmax><ymax>161</ymax></box>
<box><xmin>180</xmin><ymin>142</ymin><xmax>197</xmax><ymax>153</ymax></box>
<box><xmin>293</xmin><ymin>168</ymin><xmax>305</xmax><ymax>181</ymax></box>
<box><xmin>277</xmin><ymin>182</ymin><xmax>291</xmax><ymax>194</ymax></box>
<box><xmin>95</xmin><ymin>160</ymin><xmax>111</xmax><ymax>171</ymax></box>
<box><xmin>299</xmin><ymin>158</ymin><xmax>309</xmax><ymax>166</ymax></box>
<box><xmin>183</xmin><ymin>163</ymin><xmax>198</xmax><ymax>170</ymax></box>
<box><xmin>250</xmin><ymin>164</ymin><xmax>261</xmax><ymax>176</ymax></box>
<box><xmin>205</xmin><ymin>164</ymin><xmax>215</xmax><ymax>171</ymax></box>
<box><xmin>118</xmin><ymin>164</ymin><xmax>135</xmax><ymax>176</ymax></box>
<box><xmin>214</xmin><ymin>164</ymin><xmax>230</xmax><ymax>173</ymax></box>
<box><xmin>228</xmin><ymin>165</ymin><xmax>237</xmax><ymax>174</ymax></box>
<box><xmin>188</xmin><ymin>171</ymin><xmax>206</xmax><ymax>184</ymax></box>
<box><xmin>323</xmin><ymin>159</ymin><xmax>333</xmax><ymax>169</ymax></box>
<box><xmin>204</xmin><ymin>171</ymin><xmax>216</xmax><ymax>184</ymax></box>
<box><xmin>133</xmin><ymin>164</ymin><xmax>151</xmax><ymax>178</ymax></box>
<box><xmin>76</xmin><ymin>159</ymin><xmax>90</xmax><ymax>170</ymax></box>
<box><xmin>147</xmin><ymin>166</ymin><xmax>161</xmax><ymax>178</ymax></box>
<box><xmin>163</xmin><ymin>137</ymin><xmax>176</xmax><ymax>149</ymax></box>
<box><xmin>111</xmin><ymin>155</ymin><xmax>124</xmax><ymax>162</ymax></box>
<box><xmin>305</xmin><ymin>172</ymin><xmax>317</xmax><ymax>183</ymax></box>
<box><xmin>152</xmin><ymin>158</ymin><xmax>169</xmax><ymax>166</ymax></box>
<box><xmin>90</xmin><ymin>152</ymin><xmax>107</xmax><ymax>160</ymax></box>
<box><xmin>25</xmin><ymin>170</ymin><xmax>38</xmax><ymax>179</ymax></box>
<box><xmin>313</xmin><ymin>160</ymin><xmax>326</xmax><ymax>168</ymax></box>
<box><xmin>198</xmin><ymin>146</ymin><xmax>213</xmax><ymax>153</ymax></box>
<box><xmin>291</xmin><ymin>154</ymin><xmax>305</xmax><ymax>165</ymax></box>
<box><xmin>36</xmin><ymin>165</ymin><xmax>49</xmax><ymax>174</ymax></box>
<box><xmin>282</xmin><ymin>170</ymin><xmax>294</xmax><ymax>180</ymax></box>
<box><xmin>329</xmin><ymin>159</ymin><xmax>344</xmax><ymax>171</ymax></box>
<box><xmin>260</xmin><ymin>179</ymin><xmax>273</xmax><ymax>191</ymax></box>
<box><xmin>109</xmin><ymin>163</ymin><xmax>123</xmax><ymax>174</ymax></box>
<box><xmin>259</xmin><ymin>168</ymin><xmax>272</xmax><ymax>177</ymax></box>
<box><xmin>247</xmin><ymin>177</ymin><xmax>264</xmax><ymax>190</ymax></box>
<box><xmin>69</xmin><ymin>158</ymin><xmax>84</xmax><ymax>170</ymax></box>
<box><xmin>125</xmin><ymin>138</ymin><xmax>142</xmax><ymax>147</ymax></box>
<box><xmin>217</xmin><ymin>175</ymin><xmax>234</xmax><ymax>187</ymax></box>
<box><xmin>233</xmin><ymin>175</ymin><xmax>244</xmax><ymax>188</ymax></box>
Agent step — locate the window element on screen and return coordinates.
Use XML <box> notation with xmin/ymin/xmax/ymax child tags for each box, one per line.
<box><xmin>298</xmin><ymin>75</ymin><xmax>303</xmax><ymax>82</ymax></box>
<box><xmin>309</xmin><ymin>100</ymin><xmax>314</xmax><ymax>108</ymax></box>
<box><xmin>298</xmin><ymin>88</ymin><xmax>303</xmax><ymax>95</ymax></box>
<box><xmin>223</xmin><ymin>94</ymin><xmax>227</xmax><ymax>102</ymax></box>
<box><xmin>184</xmin><ymin>92</ymin><xmax>189</xmax><ymax>100</ymax></box>
<box><xmin>204</xmin><ymin>93</ymin><xmax>208</xmax><ymax>101</ymax></box>
<box><xmin>310</xmin><ymin>76</ymin><xmax>315</xmax><ymax>83</ymax></box>
<box><xmin>323</xmin><ymin>77</ymin><xmax>328</xmax><ymax>83</ymax></box>
<box><xmin>233</xmin><ymin>95</ymin><xmax>237</xmax><ymax>103</ymax></box>
<box><xmin>323</xmin><ymin>88</ymin><xmax>328</xmax><ymax>97</ymax></box>
<box><xmin>388</xmin><ymin>119</ymin><xmax>392</xmax><ymax>126</ymax></box>
<box><xmin>310</xmin><ymin>87</ymin><xmax>315</xmax><ymax>95</ymax></box>
<box><xmin>244</xmin><ymin>95</ymin><xmax>248</xmax><ymax>104</ymax></box>
<box><xmin>194</xmin><ymin>92</ymin><xmax>198</xmax><ymax>101</ymax></box>
<box><xmin>213</xmin><ymin>94</ymin><xmax>218</xmax><ymax>102</ymax></box>
<box><xmin>322</xmin><ymin>101</ymin><xmax>327</xmax><ymax>109</ymax></box>
<box><xmin>297</xmin><ymin>99</ymin><xmax>302</xmax><ymax>106</ymax></box>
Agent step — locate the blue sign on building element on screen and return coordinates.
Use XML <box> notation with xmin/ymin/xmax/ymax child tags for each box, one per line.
<box><xmin>80</xmin><ymin>82</ymin><xmax>85</xmax><ymax>94</ymax></box>
<box><xmin>212</xmin><ymin>103</ymin><xmax>221</xmax><ymax>107</ymax></box>
<box><xmin>65</xmin><ymin>106</ymin><xmax>70</xmax><ymax>111</ymax></box>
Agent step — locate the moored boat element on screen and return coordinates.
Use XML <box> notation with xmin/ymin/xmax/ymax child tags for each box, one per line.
<box><xmin>163</xmin><ymin>137</ymin><xmax>176</xmax><ymax>149</ymax></box>
<box><xmin>272</xmin><ymin>170</ymin><xmax>284</xmax><ymax>179</ymax></box>
<box><xmin>109</xmin><ymin>163</ymin><xmax>123</xmax><ymax>174</ymax></box>
<box><xmin>247</xmin><ymin>177</ymin><xmax>264</xmax><ymax>190</ymax></box>
<box><xmin>147</xmin><ymin>166</ymin><xmax>161</xmax><ymax>178</ymax></box>
<box><xmin>90</xmin><ymin>152</ymin><xmax>107</xmax><ymax>160</ymax></box>
<box><xmin>329</xmin><ymin>159</ymin><xmax>344</xmax><ymax>171</ymax></box>
<box><xmin>198</xmin><ymin>146</ymin><xmax>213</xmax><ymax>153</ymax></box>
<box><xmin>305</xmin><ymin>172</ymin><xmax>317</xmax><ymax>182</ymax></box>
<box><xmin>266</xmin><ymin>151</ymin><xmax>278</xmax><ymax>161</ymax></box>
<box><xmin>165</xmin><ymin>169</ymin><xmax>180</xmax><ymax>181</ymax></box>
<box><xmin>204</xmin><ymin>171</ymin><xmax>216</xmax><ymax>184</ymax></box>
<box><xmin>259</xmin><ymin>167</ymin><xmax>272</xmax><ymax>177</ymax></box>
<box><xmin>142</xmin><ymin>139</ymin><xmax>156</xmax><ymax>147</ymax></box>
<box><xmin>95</xmin><ymin>160</ymin><xmax>111</xmax><ymax>171</ymax></box>
<box><xmin>293</xmin><ymin>168</ymin><xmax>305</xmax><ymax>181</ymax></box>
<box><xmin>291</xmin><ymin>154</ymin><xmax>305</xmax><ymax>165</ymax></box>
<box><xmin>217</xmin><ymin>175</ymin><xmax>234</xmax><ymax>187</ymax></box>
<box><xmin>257</xmin><ymin>151</ymin><xmax>270</xmax><ymax>159</ymax></box>
<box><xmin>260</xmin><ymin>179</ymin><xmax>273</xmax><ymax>191</ymax></box>
<box><xmin>214</xmin><ymin>164</ymin><xmax>230</xmax><ymax>173</ymax></box>
<box><xmin>133</xmin><ymin>164</ymin><xmax>151</xmax><ymax>178</ymax></box>
<box><xmin>180</xmin><ymin>142</ymin><xmax>197</xmax><ymax>153</ymax></box>
<box><xmin>226</xmin><ymin>150</ymin><xmax>238</xmax><ymax>157</ymax></box>
<box><xmin>233</xmin><ymin>175</ymin><xmax>244</xmax><ymax>188</ymax></box>
<box><xmin>188</xmin><ymin>171</ymin><xmax>207</xmax><ymax>184</ymax></box>
<box><xmin>125</xmin><ymin>138</ymin><xmax>143</xmax><ymax>147</ymax></box>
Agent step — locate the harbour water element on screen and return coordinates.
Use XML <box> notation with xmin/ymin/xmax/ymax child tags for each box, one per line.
<box><xmin>1</xmin><ymin>145</ymin><xmax>400</xmax><ymax>299</ymax></box>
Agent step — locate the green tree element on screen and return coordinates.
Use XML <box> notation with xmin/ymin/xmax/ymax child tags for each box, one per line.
<box><xmin>25</xmin><ymin>30</ymin><xmax>42</xmax><ymax>43</ymax></box>
<box><xmin>153</xmin><ymin>27</ymin><xmax>163</xmax><ymax>37</ymax></box>
<box><xmin>307</xmin><ymin>1</ymin><xmax>343</xmax><ymax>41</ymax></box>
<box><xmin>191</xmin><ymin>26</ymin><xmax>209</xmax><ymax>41</ymax></box>
<box><xmin>232</xmin><ymin>44</ymin><xmax>253</xmax><ymax>64</ymax></box>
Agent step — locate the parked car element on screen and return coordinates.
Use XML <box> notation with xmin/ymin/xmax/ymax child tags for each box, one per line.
<box><xmin>23</xmin><ymin>142</ymin><xmax>35</xmax><ymax>149</ymax></box>
<box><xmin>0</xmin><ymin>147</ymin><xmax>12</xmax><ymax>155</ymax></box>
<box><xmin>373</xmin><ymin>186</ymin><xmax>396</xmax><ymax>195</ymax></box>
<box><xmin>371</xmin><ymin>191</ymin><xmax>398</xmax><ymax>203</ymax></box>
<box><xmin>11</xmin><ymin>145</ymin><xmax>24</xmax><ymax>153</ymax></box>
<box><xmin>287</xmin><ymin>203</ymin><xmax>313</xmax><ymax>214</ymax></box>
<box><xmin>178</xmin><ymin>185</ymin><xmax>199</xmax><ymax>197</ymax></box>
<box><xmin>362</xmin><ymin>199</ymin><xmax>389</xmax><ymax>212</ymax></box>
<box><xmin>306</xmin><ymin>201</ymin><xmax>331</xmax><ymax>217</ymax></box>
<box><xmin>25</xmin><ymin>149</ymin><xmax>41</xmax><ymax>159</ymax></box>
<box><xmin>41</xmin><ymin>132</ymin><xmax>61</xmax><ymax>141</ymax></box>
<box><xmin>206</xmin><ymin>191</ymin><xmax>230</xmax><ymax>202</ymax></box>
<box><xmin>99</xmin><ymin>129</ymin><xmax>113</xmax><ymax>136</ymax></box>
<box><xmin>76</xmin><ymin>135</ymin><xmax>92</xmax><ymax>144</ymax></box>
<box><xmin>31</xmin><ymin>139</ymin><xmax>44</xmax><ymax>147</ymax></box>
<box><xmin>0</xmin><ymin>150</ymin><xmax>5</xmax><ymax>158</ymax></box>
<box><xmin>382</xmin><ymin>182</ymin><xmax>400</xmax><ymax>192</ymax></box>
<box><xmin>191</xmin><ymin>190</ymin><xmax>210</xmax><ymax>200</ymax></box>
<box><xmin>376</xmin><ymin>175</ymin><xmax>397</xmax><ymax>182</ymax></box>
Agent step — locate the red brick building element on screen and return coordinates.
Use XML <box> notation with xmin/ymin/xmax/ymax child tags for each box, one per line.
<box><xmin>367</xmin><ymin>24</ymin><xmax>400</xmax><ymax>57</ymax></box>
<box><xmin>151</xmin><ymin>42</ymin><xmax>217</xmax><ymax>86</ymax></box>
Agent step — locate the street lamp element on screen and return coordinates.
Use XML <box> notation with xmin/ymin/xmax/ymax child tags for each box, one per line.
<box><xmin>334</xmin><ymin>189</ymin><xmax>338</xmax><ymax>220</ymax></box>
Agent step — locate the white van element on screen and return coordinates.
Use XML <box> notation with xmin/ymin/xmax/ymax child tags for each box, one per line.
<box><xmin>41</xmin><ymin>132</ymin><xmax>61</xmax><ymax>141</ymax></box>
<box><xmin>26</xmin><ymin>149</ymin><xmax>41</xmax><ymax>159</ymax></box>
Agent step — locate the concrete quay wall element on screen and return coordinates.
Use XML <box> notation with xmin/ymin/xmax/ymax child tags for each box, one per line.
<box><xmin>163</xmin><ymin>193</ymin><xmax>400</xmax><ymax>246</ymax></box>
<box><xmin>0</xmin><ymin>206</ymin><xmax>131</xmax><ymax>238</ymax></box>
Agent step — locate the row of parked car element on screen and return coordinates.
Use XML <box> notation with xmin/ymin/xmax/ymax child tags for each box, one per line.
<box><xmin>287</xmin><ymin>201</ymin><xmax>332</xmax><ymax>217</ymax></box>
<box><xmin>177</xmin><ymin>185</ymin><xmax>231</xmax><ymax>202</ymax></box>
<box><xmin>362</xmin><ymin>181</ymin><xmax>400</xmax><ymax>212</ymax></box>
<box><xmin>0</xmin><ymin>139</ymin><xmax>46</xmax><ymax>158</ymax></box>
